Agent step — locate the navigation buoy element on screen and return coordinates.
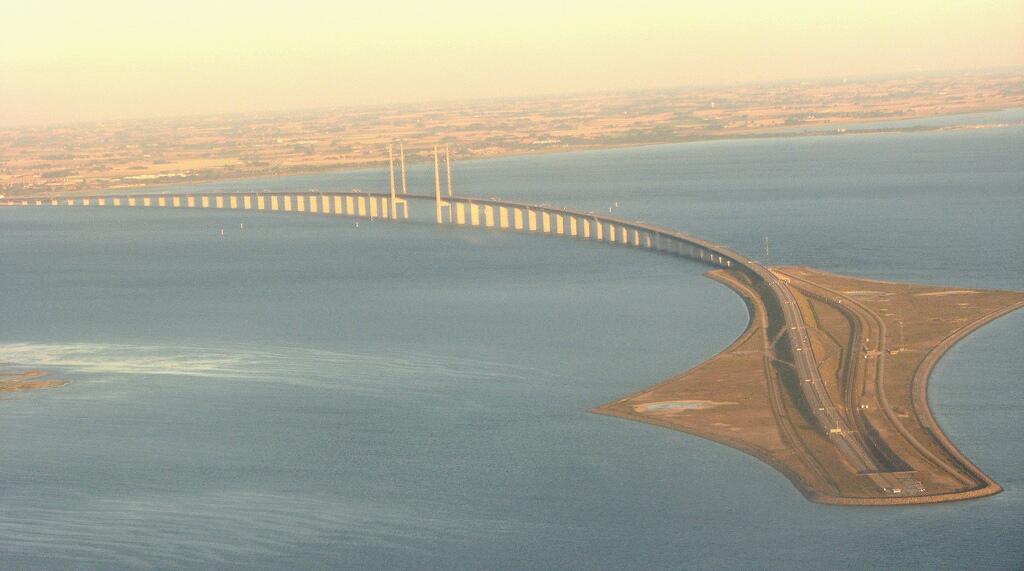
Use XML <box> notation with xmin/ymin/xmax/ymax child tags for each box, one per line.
<box><xmin>220</xmin><ymin>229</ymin><xmax>225</xmax><ymax>236</ymax></box>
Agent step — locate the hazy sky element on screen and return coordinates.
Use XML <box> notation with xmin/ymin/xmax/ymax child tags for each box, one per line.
<box><xmin>2</xmin><ymin>0</ymin><xmax>1022</xmax><ymax>126</ymax></box>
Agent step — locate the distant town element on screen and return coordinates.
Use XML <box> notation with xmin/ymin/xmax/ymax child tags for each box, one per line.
<box><xmin>2</xmin><ymin>70</ymin><xmax>1021</xmax><ymax>196</ymax></box>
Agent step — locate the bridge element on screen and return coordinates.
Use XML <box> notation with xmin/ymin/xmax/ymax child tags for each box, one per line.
<box><xmin>2</xmin><ymin>149</ymin><xmax>1008</xmax><ymax>505</ymax></box>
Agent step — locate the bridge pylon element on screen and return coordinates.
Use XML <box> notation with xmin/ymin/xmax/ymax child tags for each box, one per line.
<box><xmin>387</xmin><ymin>144</ymin><xmax>409</xmax><ymax>220</ymax></box>
<box><xmin>434</xmin><ymin>145</ymin><xmax>453</xmax><ymax>224</ymax></box>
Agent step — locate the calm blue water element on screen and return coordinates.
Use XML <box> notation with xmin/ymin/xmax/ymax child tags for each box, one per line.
<box><xmin>1</xmin><ymin>114</ymin><xmax>1022</xmax><ymax>569</ymax></box>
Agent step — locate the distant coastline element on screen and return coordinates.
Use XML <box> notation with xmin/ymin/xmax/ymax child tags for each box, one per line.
<box><xmin>64</xmin><ymin>105</ymin><xmax>1023</xmax><ymax>198</ymax></box>
<box><xmin>6</xmin><ymin>96</ymin><xmax>1023</xmax><ymax>198</ymax></box>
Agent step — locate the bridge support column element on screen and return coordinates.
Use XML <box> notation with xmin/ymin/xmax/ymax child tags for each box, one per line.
<box><xmin>469</xmin><ymin>203</ymin><xmax>480</xmax><ymax>226</ymax></box>
<box><xmin>555</xmin><ymin>214</ymin><xmax>565</xmax><ymax>235</ymax></box>
<box><xmin>513</xmin><ymin>208</ymin><xmax>523</xmax><ymax>230</ymax></box>
<box><xmin>346</xmin><ymin>196</ymin><xmax>354</xmax><ymax>215</ymax></box>
<box><xmin>455</xmin><ymin>202</ymin><xmax>466</xmax><ymax>225</ymax></box>
<box><xmin>229</xmin><ymin>196</ymin><xmax>238</xmax><ymax>209</ymax></box>
<box><xmin>244</xmin><ymin>195</ymin><xmax>253</xmax><ymax>210</ymax></box>
<box><xmin>257</xmin><ymin>196</ymin><xmax>266</xmax><ymax>210</ymax></box>
<box><xmin>332</xmin><ymin>195</ymin><xmax>342</xmax><ymax>215</ymax></box>
<box><xmin>582</xmin><ymin>219</ymin><xmax>591</xmax><ymax>239</ymax></box>
<box><xmin>484</xmin><ymin>205</ymin><xmax>495</xmax><ymax>228</ymax></box>
<box><xmin>527</xmin><ymin>210</ymin><xmax>537</xmax><ymax>232</ymax></box>
<box><xmin>569</xmin><ymin>216</ymin><xmax>578</xmax><ymax>237</ymax></box>
<box><xmin>499</xmin><ymin>207</ymin><xmax>509</xmax><ymax>229</ymax></box>
<box><xmin>595</xmin><ymin>220</ymin><xmax>603</xmax><ymax>241</ymax></box>
<box><xmin>542</xmin><ymin>212</ymin><xmax>551</xmax><ymax>233</ymax></box>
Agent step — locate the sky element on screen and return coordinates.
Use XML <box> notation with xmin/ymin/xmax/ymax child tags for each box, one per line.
<box><xmin>2</xmin><ymin>0</ymin><xmax>1022</xmax><ymax>126</ymax></box>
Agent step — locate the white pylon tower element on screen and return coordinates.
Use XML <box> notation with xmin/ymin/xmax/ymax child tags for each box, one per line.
<box><xmin>388</xmin><ymin>144</ymin><xmax>398</xmax><ymax>220</ymax></box>
<box><xmin>445</xmin><ymin>144</ymin><xmax>453</xmax><ymax>201</ymax></box>
<box><xmin>432</xmin><ymin>145</ymin><xmax>454</xmax><ymax>224</ymax></box>
<box><xmin>400</xmin><ymin>143</ymin><xmax>408</xmax><ymax>195</ymax></box>
<box><xmin>389</xmin><ymin>144</ymin><xmax>408</xmax><ymax>219</ymax></box>
<box><xmin>434</xmin><ymin>146</ymin><xmax>443</xmax><ymax>224</ymax></box>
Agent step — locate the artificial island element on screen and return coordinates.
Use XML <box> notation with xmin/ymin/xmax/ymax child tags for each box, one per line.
<box><xmin>3</xmin><ymin>148</ymin><xmax>1022</xmax><ymax>505</ymax></box>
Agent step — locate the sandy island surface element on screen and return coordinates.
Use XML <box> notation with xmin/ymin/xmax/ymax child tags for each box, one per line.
<box><xmin>594</xmin><ymin>267</ymin><xmax>1024</xmax><ymax>505</ymax></box>
<box><xmin>0</xmin><ymin>370</ymin><xmax>69</xmax><ymax>394</ymax></box>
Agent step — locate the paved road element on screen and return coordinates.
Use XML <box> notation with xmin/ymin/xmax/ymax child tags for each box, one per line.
<box><xmin>761</xmin><ymin>269</ymin><xmax>907</xmax><ymax>492</ymax></box>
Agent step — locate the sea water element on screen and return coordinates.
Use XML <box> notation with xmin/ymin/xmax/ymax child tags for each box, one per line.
<box><xmin>1</xmin><ymin>111</ymin><xmax>1022</xmax><ymax>569</ymax></box>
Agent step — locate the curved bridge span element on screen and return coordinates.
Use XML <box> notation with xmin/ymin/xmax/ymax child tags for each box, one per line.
<box><xmin>3</xmin><ymin>188</ymin><xmax>1008</xmax><ymax>505</ymax></box>
<box><xmin>2</xmin><ymin>190</ymin><xmax>751</xmax><ymax>269</ymax></box>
